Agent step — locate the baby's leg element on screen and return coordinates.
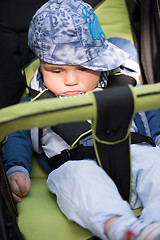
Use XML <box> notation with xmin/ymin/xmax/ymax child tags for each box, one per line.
<box><xmin>47</xmin><ymin>160</ymin><xmax>137</xmax><ymax>240</ymax></box>
<box><xmin>131</xmin><ymin>143</ymin><xmax>160</xmax><ymax>224</ymax></box>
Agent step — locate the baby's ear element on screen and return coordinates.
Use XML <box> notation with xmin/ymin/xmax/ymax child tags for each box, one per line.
<box><xmin>107</xmin><ymin>74</ymin><xmax>137</xmax><ymax>88</ymax></box>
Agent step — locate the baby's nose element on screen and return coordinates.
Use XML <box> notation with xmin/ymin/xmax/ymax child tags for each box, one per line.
<box><xmin>64</xmin><ymin>72</ymin><xmax>79</xmax><ymax>86</ymax></box>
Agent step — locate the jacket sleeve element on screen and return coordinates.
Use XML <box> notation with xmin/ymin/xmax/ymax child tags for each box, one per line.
<box><xmin>2</xmin><ymin>94</ymin><xmax>33</xmax><ymax>176</ymax></box>
<box><xmin>2</xmin><ymin>129</ymin><xmax>33</xmax><ymax>176</ymax></box>
<box><xmin>145</xmin><ymin>109</ymin><xmax>160</xmax><ymax>145</ymax></box>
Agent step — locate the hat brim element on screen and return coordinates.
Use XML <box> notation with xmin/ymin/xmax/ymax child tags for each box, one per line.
<box><xmin>80</xmin><ymin>41</ymin><xmax>129</xmax><ymax>72</ymax></box>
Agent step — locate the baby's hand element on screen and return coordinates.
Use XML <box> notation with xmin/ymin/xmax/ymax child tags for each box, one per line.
<box><xmin>8</xmin><ymin>173</ymin><xmax>31</xmax><ymax>203</ymax></box>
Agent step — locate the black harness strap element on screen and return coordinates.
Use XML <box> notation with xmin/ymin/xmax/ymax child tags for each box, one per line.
<box><xmin>107</xmin><ymin>74</ymin><xmax>137</xmax><ymax>88</ymax></box>
<box><xmin>48</xmin><ymin>145</ymin><xmax>96</xmax><ymax>170</ymax></box>
<box><xmin>28</xmin><ymin>87</ymin><xmax>56</xmax><ymax>99</ymax></box>
<box><xmin>131</xmin><ymin>132</ymin><xmax>156</xmax><ymax>147</ymax></box>
<box><xmin>52</xmin><ymin>122</ymin><xmax>91</xmax><ymax>146</ymax></box>
<box><xmin>48</xmin><ymin>132</ymin><xmax>155</xmax><ymax>171</ymax></box>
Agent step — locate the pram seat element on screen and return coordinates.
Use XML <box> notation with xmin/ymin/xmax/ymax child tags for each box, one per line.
<box><xmin>0</xmin><ymin>0</ymin><xmax>142</xmax><ymax>239</ymax></box>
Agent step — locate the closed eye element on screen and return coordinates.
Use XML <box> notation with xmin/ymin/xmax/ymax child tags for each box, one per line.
<box><xmin>52</xmin><ymin>70</ymin><xmax>62</xmax><ymax>73</ymax></box>
<box><xmin>48</xmin><ymin>68</ymin><xmax>63</xmax><ymax>73</ymax></box>
<box><xmin>78</xmin><ymin>67</ymin><xmax>88</xmax><ymax>71</ymax></box>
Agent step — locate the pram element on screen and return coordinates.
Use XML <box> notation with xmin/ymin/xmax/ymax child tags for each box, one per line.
<box><xmin>0</xmin><ymin>0</ymin><xmax>160</xmax><ymax>239</ymax></box>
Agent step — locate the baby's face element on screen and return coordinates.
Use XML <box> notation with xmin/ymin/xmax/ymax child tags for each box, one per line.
<box><xmin>40</xmin><ymin>61</ymin><xmax>100</xmax><ymax>96</ymax></box>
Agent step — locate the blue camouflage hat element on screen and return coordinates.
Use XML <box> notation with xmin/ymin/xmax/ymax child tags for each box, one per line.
<box><xmin>28</xmin><ymin>0</ymin><xmax>128</xmax><ymax>71</ymax></box>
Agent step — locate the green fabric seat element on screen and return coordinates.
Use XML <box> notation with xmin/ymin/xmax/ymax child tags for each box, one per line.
<box><xmin>17</xmin><ymin>0</ymin><xmax>133</xmax><ymax>239</ymax></box>
<box><xmin>18</xmin><ymin>159</ymin><xmax>92</xmax><ymax>240</ymax></box>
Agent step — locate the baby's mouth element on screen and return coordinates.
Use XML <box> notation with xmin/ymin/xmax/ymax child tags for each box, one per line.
<box><xmin>63</xmin><ymin>91</ymin><xmax>82</xmax><ymax>96</ymax></box>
